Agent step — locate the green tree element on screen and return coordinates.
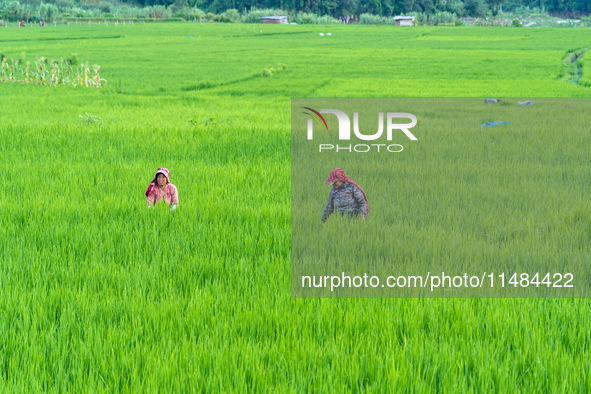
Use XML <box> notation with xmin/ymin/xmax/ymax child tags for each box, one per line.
<box><xmin>464</xmin><ymin>0</ymin><xmax>486</xmax><ymax>16</ymax></box>
<box><xmin>485</xmin><ymin>0</ymin><xmax>505</xmax><ymax>16</ymax></box>
<box><xmin>38</xmin><ymin>2</ymin><xmax>58</xmax><ymax>21</ymax></box>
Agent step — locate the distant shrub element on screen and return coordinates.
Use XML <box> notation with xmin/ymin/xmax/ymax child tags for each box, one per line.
<box><xmin>431</xmin><ymin>11</ymin><xmax>458</xmax><ymax>26</ymax></box>
<box><xmin>142</xmin><ymin>5</ymin><xmax>170</xmax><ymax>19</ymax></box>
<box><xmin>512</xmin><ymin>18</ymin><xmax>522</xmax><ymax>27</ymax></box>
<box><xmin>38</xmin><ymin>3</ymin><xmax>59</xmax><ymax>22</ymax></box>
<box><xmin>359</xmin><ymin>13</ymin><xmax>395</xmax><ymax>25</ymax></box>
<box><xmin>213</xmin><ymin>14</ymin><xmax>233</xmax><ymax>23</ymax></box>
<box><xmin>263</xmin><ymin>63</ymin><xmax>287</xmax><ymax>77</ymax></box>
<box><xmin>313</xmin><ymin>14</ymin><xmax>339</xmax><ymax>24</ymax></box>
<box><xmin>79</xmin><ymin>112</ymin><xmax>102</xmax><ymax>125</ymax></box>
<box><xmin>192</xmin><ymin>8</ymin><xmax>206</xmax><ymax>18</ymax></box>
<box><xmin>293</xmin><ymin>12</ymin><xmax>316</xmax><ymax>24</ymax></box>
<box><xmin>114</xmin><ymin>6</ymin><xmax>140</xmax><ymax>18</ymax></box>
<box><xmin>292</xmin><ymin>12</ymin><xmax>338</xmax><ymax>24</ymax></box>
<box><xmin>66</xmin><ymin>53</ymin><xmax>79</xmax><ymax>65</ymax></box>
<box><xmin>182</xmin><ymin>8</ymin><xmax>205</xmax><ymax>21</ymax></box>
<box><xmin>109</xmin><ymin>80</ymin><xmax>124</xmax><ymax>94</ymax></box>
<box><xmin>223</xmin><ymin>8</ymin><xmax>239</xmax><ymax>21</ymax></box>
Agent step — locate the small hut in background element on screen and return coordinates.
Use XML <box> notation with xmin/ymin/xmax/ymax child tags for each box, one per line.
<box><xmin>260</xmin><ymin>16</ymin><xmax>289</xmax><ymax>24</ymax></box>
<box><xmin>394</xmin><ymin>16</ymin><xmax>415</xmax><ymax>26</ymax></box>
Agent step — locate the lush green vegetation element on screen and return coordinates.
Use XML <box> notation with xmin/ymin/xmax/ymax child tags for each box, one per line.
<box><xmin>0</xmin><ymin>23</ymin><xmax>590</xmax><ymax>390</ymax></box>
<box><xmin>0</xmin><ymin>0</ymin><xmax>589</xmax><ymax>25</ymax></box>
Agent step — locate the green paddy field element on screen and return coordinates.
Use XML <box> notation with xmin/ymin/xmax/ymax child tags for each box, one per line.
<box><xmin>1</xmin><ymin>23</ymin><xmax>590</xmax><ymax>391</ymax></box>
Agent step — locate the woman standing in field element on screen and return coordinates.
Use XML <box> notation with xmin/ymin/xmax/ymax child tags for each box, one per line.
<box><xmin>321</xmin><ymin>168</ymin><xmax>368</xmax><ymax>223</ymax></box>
<box><xmin>146</xmin><ymin>168</ymin><xmax>179</xmax><ymax>210</ymax></box>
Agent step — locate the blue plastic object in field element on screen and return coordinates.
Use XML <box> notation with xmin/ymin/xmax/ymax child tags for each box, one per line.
<box><xmin>480</xmin><ymin>121</ymin><xmax>510</xmax><ymax>128</ymax></box>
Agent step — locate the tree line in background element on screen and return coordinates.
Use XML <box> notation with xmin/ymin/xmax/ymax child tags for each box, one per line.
<box><xmin>0</xmin><ymin>0</ymin><xmax>588</xmax><ymax>23</ymax></box>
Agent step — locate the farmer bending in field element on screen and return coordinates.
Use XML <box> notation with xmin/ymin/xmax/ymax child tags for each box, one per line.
<box><xmin>321</xmin><ymin>168</ymin><xmax>368</xmax><ymax>223</ymax></box>
<box><xmin>146</xmin><ymin>168</ymin><xmax>179</xmax><ymax>210</ymax></box>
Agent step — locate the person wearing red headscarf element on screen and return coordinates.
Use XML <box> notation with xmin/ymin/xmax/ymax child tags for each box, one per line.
<box><xmin>321</xmin><ymin>168</ymin><xmax>368</xmax><ymax>223</ymax></box>
<box><xmin>146</xmin><ymin>168</ymin><xmax>179</xmax><ymax>210</ymax></box>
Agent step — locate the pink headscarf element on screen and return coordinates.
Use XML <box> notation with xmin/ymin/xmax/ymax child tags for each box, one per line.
<box><xmin>326</xmin><ymin>168</ymin><xmax>369</xmax><ymax>217</ymax></box>
<box><xmin>145</xmin><ymin>168</ymin><xmax>170</xmax><ymax>197</ymax></box>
